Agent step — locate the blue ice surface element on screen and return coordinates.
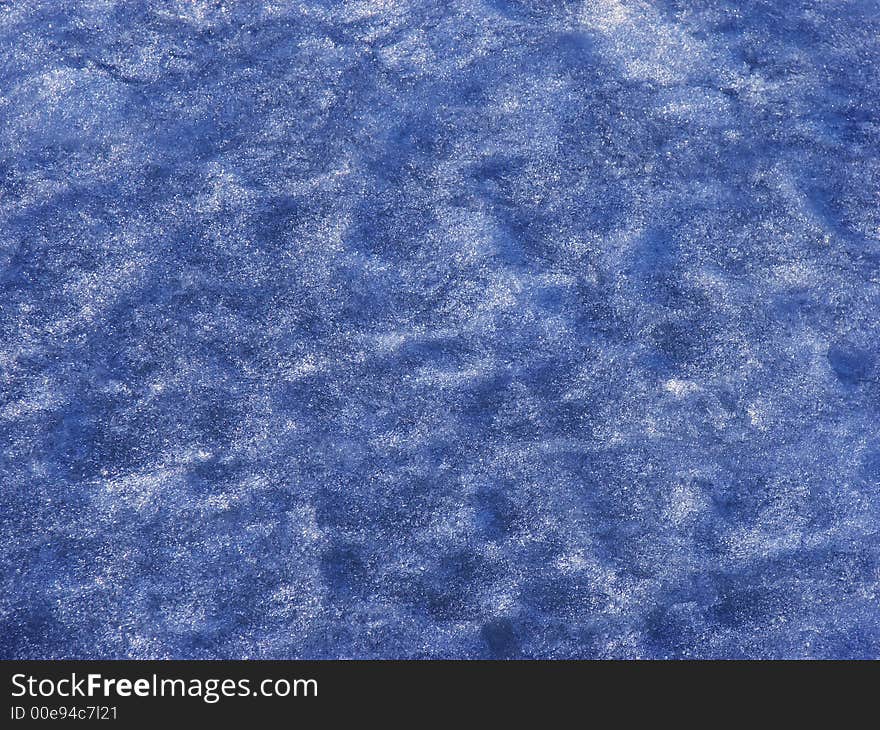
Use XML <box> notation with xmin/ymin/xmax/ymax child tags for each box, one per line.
<box><xmin>1</xmin><ymin>0</ymin><xmax>879</xmax><ymax>660</ymax></box>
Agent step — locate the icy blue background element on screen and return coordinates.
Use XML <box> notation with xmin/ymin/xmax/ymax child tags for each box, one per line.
<box><xmin>1</xmin><ymin>0</ymin><xmax>879</xmax><ymax>659</ymax></box>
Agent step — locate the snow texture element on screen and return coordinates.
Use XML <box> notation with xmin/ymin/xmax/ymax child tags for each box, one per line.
<box><xmin>1</xmin><ymin>0</ymin><xmax>879</xmax><ymax>659</ymax></box>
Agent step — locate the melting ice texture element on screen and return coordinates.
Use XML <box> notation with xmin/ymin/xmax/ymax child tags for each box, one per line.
<box><xmin>1</xmin><ymin>1</ymin><xmax>879</xmax><ymax>659</ymax></box>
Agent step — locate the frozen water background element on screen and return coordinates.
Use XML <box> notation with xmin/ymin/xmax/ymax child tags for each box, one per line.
<box><xmin>1</xmin><ymin>0</ymin><xmax>879</xmax><ymax>659</ymax></box>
